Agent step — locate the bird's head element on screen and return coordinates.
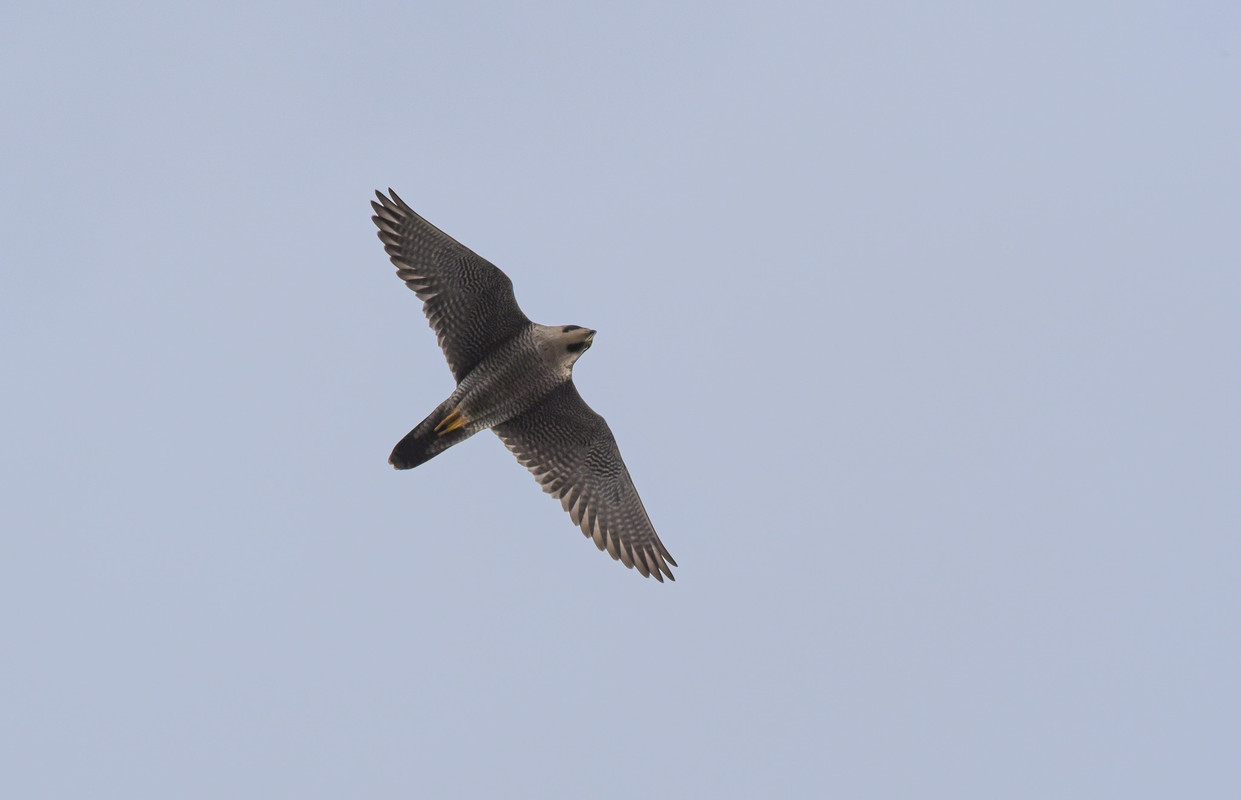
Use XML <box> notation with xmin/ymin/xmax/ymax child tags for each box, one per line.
<box><xmin>559</xmin><ymin>324</ymin><xmax>596</xmax><ymax>364</ymax></box>
<box><xmin>533</xmin><ymin>323</ymin><xmax>596</xmax><ymax>374</ymax></box>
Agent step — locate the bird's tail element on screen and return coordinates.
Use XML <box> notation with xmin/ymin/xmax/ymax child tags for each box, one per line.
<box><xmin>389</xmin><ymin>401</ymin><xmax>477</xmax><ymax>470</ymax></box>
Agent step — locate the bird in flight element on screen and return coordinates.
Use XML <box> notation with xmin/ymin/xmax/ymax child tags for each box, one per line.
<box><xmin>372</xmin><ymin>189</ymin><xmax>677</xmax><ymax>581</ymax></box>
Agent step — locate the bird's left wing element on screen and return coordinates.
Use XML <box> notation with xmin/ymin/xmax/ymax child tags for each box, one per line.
<box><xmin>493</xmin><ymin>382</ymin><xmax>677</xmax><ymax>581</ymax></box>
<box><xmin>372</xmin><ymin>189</ymin><xmax>531</xmax><ymax>382</ymax></box>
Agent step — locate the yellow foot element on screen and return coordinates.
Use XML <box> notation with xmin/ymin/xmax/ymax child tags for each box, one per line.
<box><xmin>434</xmin><ymin>408</ymin><xmax>469</xmax><ymax>435</ymax></box>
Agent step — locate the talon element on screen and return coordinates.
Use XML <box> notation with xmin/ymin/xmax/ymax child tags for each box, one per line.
<box><xmin>435</xmin><ymin>408</ymin><xmax>469</xmax><ymax>435</ymax></box>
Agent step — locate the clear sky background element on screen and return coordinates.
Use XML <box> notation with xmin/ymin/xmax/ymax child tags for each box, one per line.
<box><xmin>3</xmin><ymin>2</ymin><xmax>1239</xmax><ymax>797</ymax></box>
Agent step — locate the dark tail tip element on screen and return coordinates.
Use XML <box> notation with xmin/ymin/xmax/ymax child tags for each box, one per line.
<box><xmin>389</xmin><ymin>433</ymin><xmax>438</xmax><ymax>470</ymax></box>
<box><xmin>389</xmin><ymin>411</ymin><xmax>476</xmax><ymax>470</ymax></box>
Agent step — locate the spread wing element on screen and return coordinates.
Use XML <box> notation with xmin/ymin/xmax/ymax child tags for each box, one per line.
<box><xmin>372</xmin><ymin>189</ymin><xmax>530</xmax><ymax>382</ymax></box>
<box><xmin>493</xmin><ymin>382</ymin><xmax>677</xmax><ymax>581</ymax></box>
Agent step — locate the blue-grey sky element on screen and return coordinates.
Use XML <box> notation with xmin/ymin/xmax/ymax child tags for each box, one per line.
<box><xmin>3</xmin><ymin>2</ymin><xmax>1239</xmax><ymax>797</ymax></box>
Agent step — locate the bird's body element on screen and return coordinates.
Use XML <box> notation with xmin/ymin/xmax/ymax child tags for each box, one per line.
<box><xmin>386</xmin><ymin>324</ymin><xmax>591</xmax><ymax>469</ymax></box>
<box><xmin>372</xmin><ymin>190</ymin><xmax>676</xmax><ymax>581</ymax></box>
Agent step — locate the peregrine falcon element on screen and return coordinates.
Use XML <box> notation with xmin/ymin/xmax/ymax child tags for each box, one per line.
<box><xmin>371</xmin><ymin>189</ymin><xmax>677</xmax><ymax>581</ymax></box>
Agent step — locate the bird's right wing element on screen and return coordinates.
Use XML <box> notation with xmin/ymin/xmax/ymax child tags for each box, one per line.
<box><xmin>372</xmin><ymin>189</ymin><xmax>531</xmax><ymax>382</ymax></box>
<box><xmin>493</xmin><ymin>382</ymin><xmax>677</xmax><ymax>581</ymax></box>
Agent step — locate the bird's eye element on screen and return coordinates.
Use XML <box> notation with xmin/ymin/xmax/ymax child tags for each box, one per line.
<box><xmin>562</xmin><ymin>325</ymin><xmax>582</xmax><ymax>333</ymax></box>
